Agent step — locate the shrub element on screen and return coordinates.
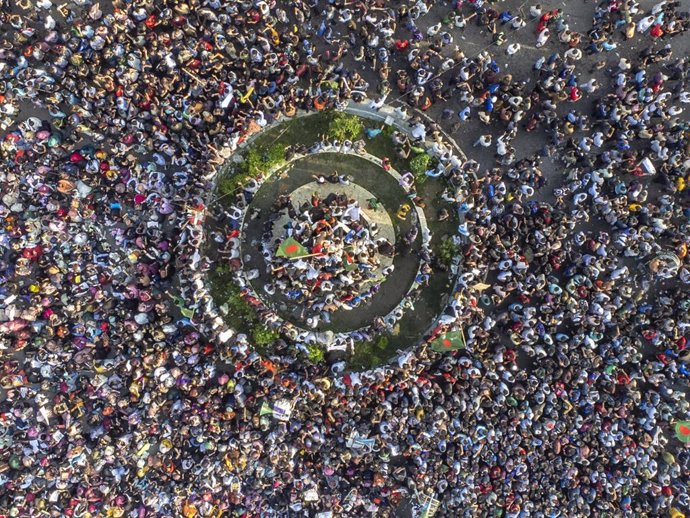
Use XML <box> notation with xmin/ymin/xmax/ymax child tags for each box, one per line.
<box><xmin>245</xmin><ymin>147</ymin><xmax>264</xmax><ymax>175</ymax></box>
<box><xmin>252</xmin><ymin>325</ymin><xmax>280</xmax><ymax>348</ymax></box>
<box><xmin>209</xmin><ymin>265</ymin><xmax>281</xmax><ymax>354</ymax></box>
<box><xmin>214</xmin><ymin>263</ymin><xmax>230</xmax><ymax>276</ymax></box>
<box><xmin>217</xmin><ymin>144</ymin><xmax>286</xmax><ymax>198</ymax></box>
<box><xmin>246</xmin><ymin>144</ymin><xmax>286</xmax><ymax>175</ymax></box>
<box><xmin>349</xmin><ymin>342</ymin><xmax>384</xmax><ymax>371</ymax></box>
<box><xmin>438</xmin><ymin>236</ymin><xmax>461</xmax><ymax>267</ymax></box>
<box><xmin>217</xmin><ymin>172</ymin><xmax>242</xmax><ymax>198</ymax></box>
<box><xmin>348</xmin><ymin>334</ymin><xmax>392</xmax><ymax>370</ymax></box>
<box><xmin>306</xmin><ymin>343</ymin><xmax>325</xmax><ymax>364</ymax></box>
<box><xmin>409</xmin><ymin>153</ymin><xmax>431</xmax><ymax>183</ymax></box>
<box><xmin>265</xmin><ymin>144</ymin><xmax>285</xmax><ymax>166</ymax></box>
<box><xmin>209</xmin><ymin>267</ymin><xmax>258</xmax><ymax>328</ymax></box>
<box><xmin>328</xmin><ymin>112</ymin><xmax>364</xmax><ymax>142</ymax></box>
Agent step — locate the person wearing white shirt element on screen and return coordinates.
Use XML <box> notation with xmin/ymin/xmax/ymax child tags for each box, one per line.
<box><xmin>637</xmin><ymin>15</ymin><xmax>655</xmax><ymax>33</ymax></box>
<box><xmin>399</xmin><ymin>172</ymin><xmax>415</xmax><ymax>191</ymax></box>
<box><xmin>474</xmin><ymin>134</ymin><xmax>492</xmax><ymax>147</ymax></box>
<box><xmin>394</xmin><ymin>105</ymin><xmax>409</xmax><ymax>119</ymax></box>
<box><xmin>668</xmin><ymin>105</ymin><xmax>683</xmax><ymax>116</ymax></box>
<box><xmin>255</xmin><ymin>111</ymin><xmax>267</xmax><ymax>127</ymax></box>
<box><xmin>410</xmin><ymin>122</ymin><xmax>426</xmax><ymax>141</ymax></box>
<box><xmin>580</xmin><ymin>78</ymin><xmax>599</xmax><ymax>93</ymax></box>
<box><xmin>368</xmin><ymin>94</ymin><xmax>387</xmax><ymax>110</ymax></box>
<box><xmin>536</xmin><ymin>28</ymin><xmax>549</xmax><ymax>47</ymax></box>
<box><xmin>496</xmin><ymin>135</ymin><xmax>508</xmax><ymax>156</ymax></box>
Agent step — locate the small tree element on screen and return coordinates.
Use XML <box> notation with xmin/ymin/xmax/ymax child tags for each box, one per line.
<box><xmin>252</xmin><ymin>325</ymin><xmax>279</xmax><ymax>348</ymax></box>
<box><xmin>438</xmin><ymin>236</ymin><xmax>461</xmax><ymax>267</ymax></box>
<box><xmin>245</xmin><ymin>147</ymin><xmax>264</xmax><ymax>175</ymax></box>
<box><xmin>306</xmin><ymin>343</ymin><xmax>325</xmax><ymax>364</ymax></box>
<box><xmin>217</xmin><ymin>173</ymin><xmax>239</xmax><ymax>198</ymax></box>
<box><xmin>409</xmin><ymin>153</ymin><xmax>431</xmax><ymax>183</ymax></box>
<box><xmin>265</xmin><ymin>144</ymin><xmax>285</xmax><ymax>167</ymax></box>
<box><xmin>328</xmin><ymin>112</ymin><xmax>363</xmax><ymax>141</ymax></box>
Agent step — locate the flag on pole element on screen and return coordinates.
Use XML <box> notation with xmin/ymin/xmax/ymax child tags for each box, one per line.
<box><xmin>430</xmin><ymin>330</ymin><xmax>465</xmax><ymax>352</ymax></box>
<box><xmin>276</xmin><ymin>236</ymin><xmax>308</xmax><ymax>258</ymax></box>
<box><xmin>675</xmin><ymin>421</ymin><xmax>690</xmax><ymax>443</ymax></box>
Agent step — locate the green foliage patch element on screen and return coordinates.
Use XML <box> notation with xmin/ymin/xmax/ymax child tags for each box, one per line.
<box><xmin>438</xmin><ymin>236</ymin><xmax>461</xmax><ymax>267</ymax></box>
<box><xmin>306</xmin><ymin>343</ymin><xmax>325</xmax><ymax>364</ymax></box>
<box><xmin>252</xmin><ymin>325</ymin><xmax>280</xmax><ymax>348</ymax></box>
<box><xmin>409</xmin><ymin>153</ymin><xmax>431</xmax><ymax>184</ymax></box>
<box><xmin>348</xmin><ymin>334</ymin><xmax>394</xmax><ymax>370</ymax></box>
<box><xmin>328</xmin><ymin>112</ymin><xmax>364</xmax><ymax>142</ymax></box>
<box><xmin>209</xmin><ymin>264</ymin><xmax>278</xmax><ymax>354</ymax></box>
<box><xmin>218</xmin><ymin>143</ymin><xmax>286</xmax><ymax>199</ymax></box>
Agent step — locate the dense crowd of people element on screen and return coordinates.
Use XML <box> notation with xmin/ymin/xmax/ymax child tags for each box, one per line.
<box><xmin>266</xmin><ymin>191</ymin><xmax>389</xmax><ymax>319</ymax></box>
<box><xmin>2</xmin><ymin>0</ymin><xmax>690</xmax><ymax>516</ymax></box>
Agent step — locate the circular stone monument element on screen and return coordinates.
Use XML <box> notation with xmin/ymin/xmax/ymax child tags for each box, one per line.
<box><xmin>203</xmin><ymin>110</ymin><xmax>464</xmax><ymax>369</ymax></box>
<box><xmin>240</xmin><ymin>153</ymin><xmax>424</xmax><ymax>333</ymax></box>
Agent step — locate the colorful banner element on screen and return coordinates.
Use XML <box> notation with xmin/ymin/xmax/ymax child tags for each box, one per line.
<box><xmin>276</xmin><ymin>236</ymin><xmax>308</xmax><ymax>258</ymax></box>
<box><xmin>430</xmin><ymin>330</ymin><xmax>465</xmax><ymax>352</ymax></box>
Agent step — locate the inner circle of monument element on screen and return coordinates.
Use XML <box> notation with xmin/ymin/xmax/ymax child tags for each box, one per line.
<box><xmin>266</xmin><ymin>182</ymin><xmax>396</xmax><ymax>320</ymax></box>
<box><xmin>239</xmin><ymin>152</ymin><xmax>424</xmax><ymax>333</ymax></box>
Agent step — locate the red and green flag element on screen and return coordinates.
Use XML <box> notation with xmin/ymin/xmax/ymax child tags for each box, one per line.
<box><xmin>675</xmin><ymin>421</ymin><xmax>690</xmax><ymax>443</ymax></box>
<box><xmin>430</xmin><ymin>330</ymin><xmax>465</xmax><ymax>352</ymax></box>
<box><xmin>276</xmin><ymin>236</ymin><xmax>308</xmax><ymax>258</ymax></box>
<box><xmin>344</xmin><ymin>253</ymin><xmax>358</xmax><ymax>272</ymax></box>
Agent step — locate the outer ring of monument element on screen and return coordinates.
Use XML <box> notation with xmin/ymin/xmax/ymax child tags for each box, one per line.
<box><xmin>199</xmin><ymin>104</ymin><xmax>469</xmax><ymax>370</ymax></box>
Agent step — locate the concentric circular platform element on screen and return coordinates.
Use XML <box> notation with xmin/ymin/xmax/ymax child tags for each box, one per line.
<box><xmin>239</xmin><ymin>153</ymin><xmax>425</xmax><ymax>333</ymax></box>
<box><xmin>202</xmin><ymin>110</ymin><xmax>463</xmax><ymax>369</ymax></box>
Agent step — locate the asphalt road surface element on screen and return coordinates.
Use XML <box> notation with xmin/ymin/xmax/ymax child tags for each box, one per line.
<box><xmin>332</xmin><ymin>0</ymin><xmax>690</xmax><ymax>190</ymax></box>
